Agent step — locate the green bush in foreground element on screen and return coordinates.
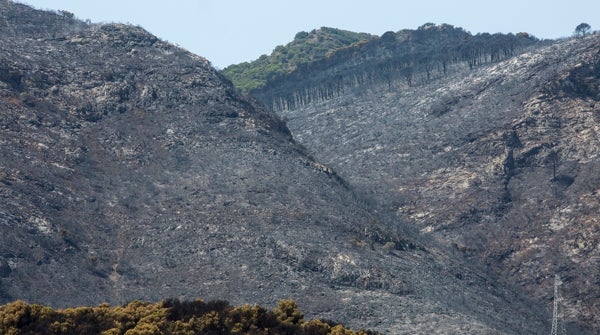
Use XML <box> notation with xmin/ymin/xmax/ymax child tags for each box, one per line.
<box><xmin>0</xmin><ymin>298</ymin><xmax>378</xmax><ymax>335</ymax></box>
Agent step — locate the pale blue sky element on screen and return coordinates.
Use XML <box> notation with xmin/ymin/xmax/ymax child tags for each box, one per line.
<box><xmin>17</xmin><ymin>0</ymin><xmax>600</xmax><ymax>69</ymax></box>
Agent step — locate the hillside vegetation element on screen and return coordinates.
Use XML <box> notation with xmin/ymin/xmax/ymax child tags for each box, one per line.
<box><xmin>247</xmin><ymin>23</ymin><xmax>541</xmax><ymax>110</ymax></box>
<box><xmin>221</xmin><ymin>27</ymin><xmax>372</xmax><ymax>93</ymax></box>
<box><xmin>0</xmin><ymin>299</ymin><xmax>376</xmax><ymax>335</ymax></box>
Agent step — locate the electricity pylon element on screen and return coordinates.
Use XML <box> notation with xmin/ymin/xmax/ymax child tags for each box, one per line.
<box><xmin>550</xmin><ymin>274</ymin><xmax>566</xmax><ymax>335</ymax></box>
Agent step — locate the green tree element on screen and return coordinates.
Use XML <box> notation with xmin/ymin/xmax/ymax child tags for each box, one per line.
<box><xmin>574</xmin><ymin>23</ymin><xmax>591</xmax><ymax>37</ymax></box>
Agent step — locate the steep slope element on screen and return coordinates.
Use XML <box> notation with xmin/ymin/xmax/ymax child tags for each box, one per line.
<box><xmin>0</xmin><ymin>2</ymin><xmax>554</xmax><ymax>334</ymax></box>
<box><xmin>254</xmin><ymin>28</ymin><xmax>600</xmax><ymax>333</ymax></box>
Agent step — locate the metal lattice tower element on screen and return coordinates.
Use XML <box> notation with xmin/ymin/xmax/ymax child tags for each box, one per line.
<box><xmin>550</xmin><ymin>274</ymin><xmax>566</xmax><ymax>335</ymax></box>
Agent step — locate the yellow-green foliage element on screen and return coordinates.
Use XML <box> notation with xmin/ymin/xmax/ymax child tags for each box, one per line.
<box><xmin>0</xmin><ymin>298</ymin><xmax>378</xmax><ymax>335</ymax></box>
<box><xmin>273</xmin><ymin>299</ymin><xmax>303</xmax><ymax>324</ymax></box>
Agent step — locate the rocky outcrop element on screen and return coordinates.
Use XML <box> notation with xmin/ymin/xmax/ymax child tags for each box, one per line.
<box><xmin>0</xmin><ymin>2</ymin><xmax>551</xmax><ymax>334</ymax></box>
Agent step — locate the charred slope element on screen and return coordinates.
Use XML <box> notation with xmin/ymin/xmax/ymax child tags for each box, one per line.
<box><xmin>0</xmin><ymin>2</ymin><xmax>551</xmax><ymax>334</ymax></box>
<box><xmin>266</xmin><ymin>33</ymin><xmax>600</xmax><ymax>334</ymax></box>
